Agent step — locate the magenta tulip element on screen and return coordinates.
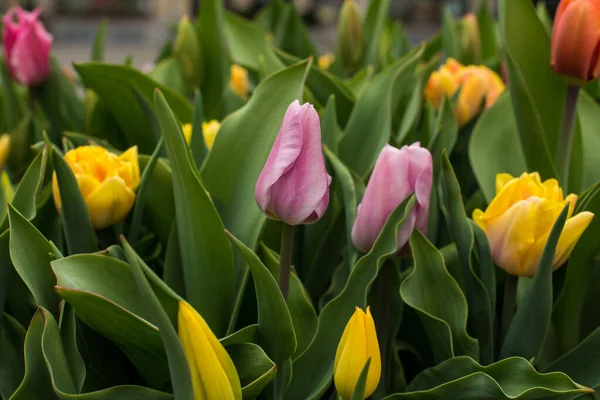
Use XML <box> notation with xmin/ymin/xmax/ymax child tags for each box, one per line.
<box><xmin>255</xmin><ymin>100</ymin><xmax>332</xmax><ymax>225</ymax></box>
<box><xmin>2</xmin><ymin>7</ymin><xmax>53</xmax><ymax>86</ymax></box>
<box><xmin>352</xmin><ymin>143</ymin><xmax>433</xmax><ymax>253</ymax></box>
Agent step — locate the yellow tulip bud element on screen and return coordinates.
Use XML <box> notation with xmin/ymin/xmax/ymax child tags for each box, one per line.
<box><xmin>202</xmin><ymin>120</ymin><xmax>221</xmax><ymax>150</ymax></box>
<box><xmin>337</xmin><ymin>0</ymin><xmax>364</xmax><ymax>70</ymax></box>
<box><xmin>334</xmin><ymin>307</ymin><xmax>381</xmax><ymax>400</ymax></box>
<box><xmin>181</xmin><ymin>121</ymin><xmax>221</xmax><ymax>150</ymax></box>
<box><xmin>318</xmin><ymin>52</ymin><xmax>336</xmax><ymax>71</ymax></box>
<box><xmin>473</xmin><ymin>172</ymin><xmax>594</xmax><ymax>277</ymax></box>
<box><xmin>230</xmin><ymin>64</ymin><xmax>249</xmax><ymax>99</ymax></box>
<box><xmin>177</xmin><ymin>300</ymin><xmax>242</xmax><ymax>400</ymax></box>
<box><xmin>0</xmin><ymin>134</ymin><xmax>11</xmax><ymax>170</ymax></box>
<box><xmin>459</xmin><ymin>13</ymin><xmax>481</xmax><ymax>64</ymax></box>
<box><xmin>1</xmin><ymin>171</ymin><xmax>13</xmax><ymax>203</ymax></box>
<box><xmin>52</xmin><ymin>145</ymin><xmax>140</xmax><ymax>230</ymax></box>
<box><xmin>173</xmin><ymin>15</ymin><xmax>202</xmax><ymax>88</ymax></box>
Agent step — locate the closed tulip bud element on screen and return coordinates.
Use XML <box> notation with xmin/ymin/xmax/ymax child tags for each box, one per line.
<box><xmin>473</xmin><ymin>172</ymin><xmax>594</xmax><ymax>277</ymax></box>
<box><xmin>0</xmin><ymin>134</ymin><xmax>11</xmax><ymax>171</ymax></box>
<box><xmin>551</xmin><ymin>0</ymin><xmax>600</xmax><ymax>82</ymax></box>
<box><xmin>178</xmin><ymin>300</ymin><xmax>242</xmax><ymax>400</ymax></box>
<box><xmin>230</xmin><ymin>64</ymin><xmax>249</xmax><ymax>99</ymax></box>
<box><xmin>2</xmin><ymin>7</ymin><xmax>53</xmax><ymax>87</ymax></box>
<box><xmin>255</xmin><ymin>100</ymin><xmax>332</xmax><ymax>225</ymax></box>
<box><xmin>52</xmin><ymin>146</ymin><xmax>140</xmax><ymax>230</ymax></box>
<box><xmin>173</xmin><ymin>15</ymin><xmax>202</xmax><ymax>88</ymax></box>
<box><xmin>318</xmin><ymin>52</ymin><xmax>336</xmax><ymax>70</ymax></box>
<box><xmin>459</xmin><ymin>13</ymin><xmax>481</xmax><ymax>64</ymax></box>
<box><xmin>334</xmin><ymin>307</ymin><xmax>381</xmax><ymax>400</ymax></box>
<box><xmin>352</xmin><ymin>143</ymin><xmax>432</xmax><ymax>253</ymax></box>
<box><xmin>337</xmin><ymin>0</ymin><xmax>364</xmax><ymax>70</ymax></box>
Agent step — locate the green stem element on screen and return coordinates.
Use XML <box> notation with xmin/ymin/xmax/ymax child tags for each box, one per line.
<box><xmin>278</xmin><ymin>223</ymin><xmax>294</xmax><ymax>301</ymax></box>
<box><xmin>556</xmin><ymin>84</ymin><xmax>580</xmax><ymax>188</ymax></box>
<box><xmin>501</xmin><ymin>274</ymin><xmax>518</xmax><ymax>342</ymax></box>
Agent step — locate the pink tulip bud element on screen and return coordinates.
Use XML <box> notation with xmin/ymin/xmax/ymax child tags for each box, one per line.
<box><xmin>352</xmin><ymin>143</ymin><xmax>433</xmax><ymax>253</ymax></box>
<box><xmin>2</xmin><ymin>7</ymin><xmax>53</xmax><ymax>86</ymax></box>
<box><xmin>255</xmin><ymin>100</ymin><xmax>332</xmax><ymax>225</ymax></box>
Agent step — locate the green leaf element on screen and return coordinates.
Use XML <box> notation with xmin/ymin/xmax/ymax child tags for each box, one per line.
<box><xmin>154</xmin><ymin>89</ymin><xmax>235</xmax><ymax>337</ymax></box>
<box><xmin>321</xmin><ymin>96</ymin><xmax>343</xmax><ymax>153</ymax></box>
<box><xmin>51</xmin><ymin>254</ymin><xmax>169</xmax><ymax>388</ymax></box>
<box><xmin>361</xmin><ymin>0</ymin><xmax>391</xmax><ymax>68</ymax></box>
<box><xmin>384</xmin><ymin>356</ymin><xmax>592</xmax><ymax>399</ymax></box>
<box><xmin>225</xmin><ymin>343</ymin><xmax>276</xmax><ymax>400</ymax></box>
<box><xmin>51</xmin><ymin>147</ymin><xmax>98</xmax><ymax>254</ymax></box>
<box><xmin>0</xmin><ymin>56</ymin><xmax>24</xmax><ymax>129</ymax></box>
<box><xmin>198</xmin><ymin>0</ymin><xmax>230</xmax><ymax>119</ymax></box>
<box><xmin>58</xmin><ymin>303</ymin><xmax>86</xmax><ymax>392</ymax></box>
<box><xmin>221</xmin><ymin>325</ymin><xmax>259</xmax><ymax>347</ymax></box>
<box><xmin>350</xmin><ymin>359</ymin><xmax>371</xmax><ymax>400</ymax></box>
<box><xmin>224</xmin><ymin>12</ymin><xmax>283</xmax><ymax>73</ymax></box>
<box><xmin>345</xmin><ymin>65</ymin><xmax>374</xmax><ymax>99</ymax></box>
<box><xmin>0</xmin><ymin>313</ymin><xmax>26</xmax><ymax>399</ymax></box>
<box><xmin>91</xmin><ymin>19</ymin><xmax>107</xmax><ymax>62</ymax></box>
<box><xmin>200</xmin><ymin>60</ymin><xmax>309</xmax><ymax>269</ymax></box>
<box><xmin>75</xmin><ymin>63</ymin><xmax>192</xmax><ymax>154</ymax></box>
<box><xmin>286</xmin><ymin>197</ymin><xmax>416</xmax><ymax>399</ymax></box>
<box><xmin>500</xmin><ymin>0</ymin><xmax>565</xmax><ymax>178</ymax></box>
<box><xmin>163</xmin><ymin>225</ymin><xmax>185</xmax><ymax>298</ymax></box>
<box><xmin>190</xmin><ymin>91</ymin><xmax>209</xmax><ymax>168</ymax></box>
<box><xmin>121</xmin><ymin>238</ymin><xmax>194</xmax><ymax>400</ymax></box>
<box><xmin>339</xmin><ymin>47</ymin><xmax>423</xmax><ymax>177</ymax></box>
<box><xmin>477</xmin><ymin>2</ymin><xmax>499</xmax><ymax>64</ymax></box>
<box><xmin>275</xmin><ymin>49</ymin><xmax>355</xmax><ymax>127</ymax></box>
<box><xmin>138</xmin><ymin>155</ymin><xmax>174</xmax><ymax>244</ymax></box>
<box><xmin>148</xmin><ymin>58</ymin><xmax>186</xmax><ymax>95</ymax></box>
<box><xmin>402</xmin><ymin>230</ymin><xmax>479</xmax><ymax>363</ymax></box>
<box><xmin>442</xmin><ymin>8</ymin><xmax>459</xmax><ymax>59</ymax></box>
<box><xmin>439</xmin><ymin>152</ymin><xmax>493</xmax><ymax>364</ymax></box>
<box><xmin>0</xmin><ymin>231</ymin><xmax>10</xmax><ymax>316</ymax></box>
<box><xmin>8</xmin><ymin>205</ymin><xmax>61</xmax><ymax>317</ymax></box>
<box><xmin>469</xmin><ymin>93</ymin><xmax>528</xmax><ymax>202</ymax></box>
<box><xmin>273</xmin><ymin>2</ymin><xmax>317</xmax><ymax>59</ymax></box>
<box><xmin>573</xmin><ymin>92</ymin><xmax>600</xmax><ymax>192</ymax></box>
<box><xmin>501</xmin><ymin>204</ymin><xmax>570</xmax><ymax>360</ymax></box>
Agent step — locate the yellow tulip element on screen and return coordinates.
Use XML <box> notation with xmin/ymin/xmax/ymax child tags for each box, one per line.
<box><xmin>318</xmin><ymin>52</ymin><xmax>336</xmax><ymax>71</ymax></box>
<box><xmin>178</xmin><ymin>300</ymin><xmax>242</xmax><ymax>400</ymax></box>
<box><xmin>52</xmin><ymin>145</ymin><xmax>140</xmax><ymax>230</ymax></box>
<box><xmin>230</xmin><ymin>64</ymin><xmax>249</xmax><ymax>99</ymax></box>
<box><xmin>0</xmin><ymin>134</ymin><xmax>10</xmax><ymax>170</ymax></box>
<box><xmin>473</xmin><ymin>172</ymin><xmax>594</xmax><ymax>277</ymax></box>
<box><xmin>424</xmin><ymin>68</ymin><xmax>459</xmax><ymax>109</ymax></box>
<box><xmin>334</xmin><ymin>307</ymin><xmax>381</xmax><ymax>400</ymax></box>
<box><xmin>182</xmin><ymin>121</ymin><xmax>221</xmax><ymax>150</ymax></box>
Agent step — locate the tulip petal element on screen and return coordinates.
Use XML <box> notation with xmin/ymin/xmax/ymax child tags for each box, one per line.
<box><xmin>118</xmin><ymin>146</ymin><xmax>140</xmax><ymax>189</ymax></box>
<box><xmin>495</xmin><ymin>173</ymin><xmax>514</xmax><ymax>194</ymax></box>
<box><xmin>364</xmin><ymin>307</ymin><xmax>381</xmax><ymax>398</ymax></box>
<box><xmin>84</xmin><ymin>176</ymin><xmax>135</xmax><ymax>230</ymax></box>
<box><xmin>553</xmin><ymin>211</ymin><xmax>594</xmax><ymax>267</ymax></box>
<box><xmin>334</xmin><ymin>308</ymin><xmax>368</xmax><ymax>400</ymax></box>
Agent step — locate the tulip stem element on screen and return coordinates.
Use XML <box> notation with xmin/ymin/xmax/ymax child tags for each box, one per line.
<box><xmin>556</xmin><ymin>84</ymin><xmax>580</xmax><ymax>188</ymax></box>
<box><xmin>278</xmin><ymin>223</ymin><xmax>294</xmax><ymax>301</ymax></box>
<box><xmin>501</xmin><ymin>274</ymin><xmax>518</xmax><ymax>341</ymax></box>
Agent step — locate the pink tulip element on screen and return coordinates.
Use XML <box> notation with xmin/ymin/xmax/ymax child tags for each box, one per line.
<box><xmin>2</xmin><ymin>7</ymin><xmax>53</xmax><ymax>86</ymax></box>
<box><xmin>255</xmin><ymin>100</ymin><xmax>332</xmax><ymax>225</ymax></box>
<box><xmin>352</xmin><ymin>143</ymin><xmax>433</xmax><ymax>253</ymax></box>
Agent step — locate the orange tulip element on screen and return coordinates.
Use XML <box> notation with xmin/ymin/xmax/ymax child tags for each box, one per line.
<box><xmin>551</xmin><ymin>0</ymin><xmax>600</xmax><ymax>82</ymax></box>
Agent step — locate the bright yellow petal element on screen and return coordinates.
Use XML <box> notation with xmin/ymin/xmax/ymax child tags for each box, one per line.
<box><xmin>495</xmin><ymin>173</ymin><xmax>515</xmax><ymax>194</ymax></box>
<box><xmin>84</xmin><ymin>176</ymin><xmax>135</xmax><ymax>230</ymax></box>
<box><xmin>0</xmin><ymin>134</ymin><xmax>10</xmax><ymax>170</ymax></box>
<box><xmin>118</xmin><ymin>146</ymin><xmax>140</xmax><ymax>189</ymax></box>
<box><xmin>334</xmin><ymin>308</ymin><xmax>368</xmax><ymax>400</ymax></box>
<box><xmin>542</xmin><ymin>178</ymin><xmax>564</xmax><ymax>202</ymax></box>
<box><xmin>456</xmin><ymin>72</ymin><xmax>487</xmax><ymax>126</ymax></box>
<box><xmin>202</xmin><ymin>120</ymin><xmax>221</xmax><ymax>151</ymax></box>
<box><xmin>52</xmin><ymin>172</ymin><xmax>62</xmax><ymax>212</ymax></box>
<box><xmin>472</xmin><ymin>209</ymin><xmax>486</xmax><ymax>230</ymax></box>
<box><xmin>182</xmin><ymin>123</ymin><xmax>193</xmax><ymax>145</ymax></box>
<box><xmin>178</xmin><ymin>304</ymin><xmax>206</xmax><ymax>400</ymax></box>
<box><xmin>364</xmin><ymin>307</ymin><xmax>381</xmax><ymax>398</ymax></box>
<box><xmin>553</xmin><ymin>211</ymin><xmax>594</xmax><ymax>268</ymax></box>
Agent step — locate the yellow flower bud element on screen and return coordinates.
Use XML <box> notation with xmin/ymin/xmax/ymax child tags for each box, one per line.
<box><xmin>459</xmin><ymin>13</ymin><xmax>481</xmax><ymax>63</ymax></box>
<box><xmin>0</xmin><ymin>134</ymin><xmax>11</xmax><ymax>170</ymax></box>
<box><xmin>334</xmin><ymin>307</ymin><xmax>381</xmax><ymax>400</ymax></box>
<box><xmin>181</xmin><ymin>121</ymin><xmax>221</xmax><ymax>150</ymax></box>
<box><xmin>473</xmin><ymin>172</ymin><xmax>594</xmax><ymax>277</ymax></box>
<box><xmin>424</xmin><ymin>68</ymin><xmax>459</xmax><ymax>109</ymax></box>
<box><xmin>177</xmin><ymin>300</ymin><xmax>242</xmax><ymax>400</ymax></box>
<box><xmin>230</xmin><ymin>64</ymin><xmax>249</xmax><ymax>99</ymax></box>
<box><xmin>52</xmin><ymin>145</ymin><xmax>140</xmax><ymax>230</ymax></box>
<box><xmin>173</xmin><ymin>15</ymin><xmax>202</xmax><ymax>88</ymax></box>
<box><xmin>318</xmin><ymin>52</ymin><xmax>336</xmax><ymax>71</ymax></box>
<box><xmin>337</xmin><ymin>0</ymin><xmax>364</xmax><ymax>70</ymax></box>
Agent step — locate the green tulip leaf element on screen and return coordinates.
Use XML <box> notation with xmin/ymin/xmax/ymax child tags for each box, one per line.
<box><xmin>0</xmin><ymin>230</ymin><xmax>11</xmax><ymax>316</ymax></box>
<box><xmin>190</xmin><ymin>91</ymin><xmax>209</xmax><ymax>168</ymax></box>
<box><xmin>403</xmin><ymin>229</ymin><xmax>479</xmax><ymax>363</ymax></box>
<box><xmin>339</xmin><ymin>46</ymin><xmax>423</xmax><ymax>178</ymax></box>
<box><xmin>272</xmin><ymin>2</ymin><xmax>317</xmax><ymax>60</ymax></box>
<box><xmin>148</xmin><ymin>58</ymin><xmax>186</xmax><ymax>95</ymax></box>
<box><xmin>154</xmin><ymin>89</ymin><xmax>235</xmax><ymax>337</ymax></box>
<box><xmin>469</xmin><ymin>93</ymin><xmax>527</xmax><ymax>202</ymax></box>
<box><xmin>286</xmin><ymin>196</ymin><xmax>415</xmax><ymax>399</ymax></box>
<box><xmin>221</xmin><ymin>325</ymin><xmax>259</xmax><ymax>347</ymax></box>
<box><xmin>225</xmin><ymin>343</ymin><xmax>276</xmax><ymax>400</ymax></box>
<box><xmin>441</xmin><ymin>8</ymin><xmax>459</xmax><ymax>60</ymax></box>
<box><xmin>74</xmin><ymin>63</ymin><xmax>192</xmax><ymax>154</ymax></box>
<box><xmin>439</xmin><ymin>151</ymin><xmax>494</xmax><ymax>364</ymax></box>
<box><xmin>321</xmin><ymin>96</ymin><xmax>343</xmax><ymax>153</ymax></box>
<box><xmin>349</xmin><ymin>359</ymin><xmax>372</xmax><ymax>400</ymax></box>
<box><xmin>90</xmin><ymin>19</ymin><xmax>107</xmax><ymax>62</ymax></box>
<box><xmin>383</xmin><ymin>356</ymin><xmax>591</xmax><ymax>399</ymax></box>
<box><xmin>501</xmin><ymin>203</ymin><xmax>569</xmax><ymax>360</ymax></box>
<box><xmin>345</xmin><ymin>65</ymin><xmax>374</xmax><ymax>99</ymax></box>
<box><xmin>572</xmin><ymin>92</ymin><xmax>600</xmax><ymax>192</ymax></box>
<box><xmin>0</xmin><ymin>313</ymin><xmax>26</xmax><ymax>399</ymax></box>
<box><xmin>51</xmin><ymin>254</ymin><xmax>169</xmax><ymax>388</ymax></box>
<box><xmin>362</xmin><ymin>0</ymin><xmax>391</xmax><ymax>68</ymax></box>
<box><xmin>58</xmin><ymin>303</ymin><xmax>86</xmax><ymax>393</ymax></box>
<box><xmin>137</xmin><ymin>155</ymin><xmax>174</xmax><ymax>244</ymax></box>
<box><xmin>8</xmin><ymin>205</ymin><xmax>61</xmax><ymax>317</ymax></box>
<box><xmin>477</xmin><ymin>1</ymin><xmax>499</xmax><ymax>64</ymax></box>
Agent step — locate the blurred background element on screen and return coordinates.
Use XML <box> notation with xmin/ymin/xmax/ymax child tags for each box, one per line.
<box><xmin>1</xmin><ymin>0</ymin><xmax>500</xmax><ymax>67</ymax></box>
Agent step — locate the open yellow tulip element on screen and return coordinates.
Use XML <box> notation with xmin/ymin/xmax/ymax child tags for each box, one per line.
<box><xmin>52</xmin><ymin>145</ymin><xmax>139</xmax><ymax>230</ymax></box>
<box><xmin>473</xmin><ymin>172</ymin><xmax>594</xmax><ymax>277</ymax></box>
